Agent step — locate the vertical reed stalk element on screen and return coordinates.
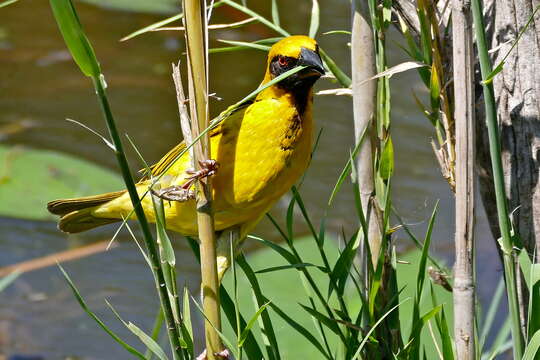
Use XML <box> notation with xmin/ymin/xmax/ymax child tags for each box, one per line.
<box><xmin>451</xmin><ymin>0</ymin><xmax>476</xmax><ymax>358</ymax></box>
<box><xmin>471</xmin><ymin>0</ymin><xmax>524</xmax><ymax>357</ymax></box>
<box><xmin>181</xmin><ymin>0</ymin><xmax>223</xmax><ymax>358</ymax></box>
<box><xmin>351</xmin><ymin>0</ymin><xmax>381</xmax><ymax>270</ymax></box>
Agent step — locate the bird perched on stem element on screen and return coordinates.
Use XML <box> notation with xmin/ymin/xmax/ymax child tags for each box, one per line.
<box><xmin>48</xmin><ymin>35</ymin><xmax>325</xmax><ymax>279</ymax></box>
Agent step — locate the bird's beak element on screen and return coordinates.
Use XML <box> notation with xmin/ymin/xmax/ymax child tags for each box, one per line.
<box><xmin>298</xmin><ymin>47</ymin><xmax>325</xmax><ymax>77</ymax></box>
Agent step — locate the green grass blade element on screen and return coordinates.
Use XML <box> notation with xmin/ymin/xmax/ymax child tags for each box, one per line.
<box><xmin>239</xmin><ymin>302</ymin><xmax>271</xmax><ymax>347</ymax></box>
<box><xmin>248</xmin><ymin>235</ymin><xmax>298</xmax><ymax>264</ymax></box>
<box><xmin>221</xmin><ymin>0</ymin><xmax>289</xmax><ymax>36</ymax></box>
<box><xmin>483</xmin><ymin>4</ymin><xmax>540</xmax><ymax>84</ymax></box>
<box><xmin>319</xmin><ymin>48</ymin><xmax>351</xmax><ymax>87</ymax></box>
<box><xmin>127</xmin><ymin>322</ymin><xmax>171</xmax><ymax>360</ymax></box>
<box><xmin>328</xmin><ymin>126</ymin><xmax>367</xmax><ymax>206</ymax></box>
<box><xmin>106</xmin><ymin>299</ymin><xmax>173</xmax><ymax>360</ymax></box>
<box><xmin>308</xmin><ymin>0</ymin><xmax>320</xmax><ymax>38</ymax></box>
<box><xmin>523</xmin><ymin>329</ymin><xmax>540</xmax><ymax>360</ymax></box>
<box><xmin>121</xmin><ymin>13</ymin><xmax>183</xmax><ymax>42</ymax></box>
<box><xmin>271</xmin><ymin>0</ymin><xmax>280</xmax><ymax>26</ymax></box>
<box><xmin>417</xmin><ymin>201</ymin><xmax>439</xmax><ymax>299</ymax></box>
<box><xmin>480</xmin><ymin>278</ymin><xmax>505</xmax><ymax>350</ymax></box>
<box><xmin>438</xmin><ymin>307</ymin><xmax>454</xmax><ymax>360</ymax></box>
<box><xmin>49</xmin><ymin>0</ymin><xmax>100</xmax><ymax>78</ymax></box>
<box><xmin>328</xmin><ymin>231</ymin><xmax>360</xmax><ymax>298</ymax></box>
<box><xmin>0</xmin><ymin>0</ymin><xmax>18</xmax><ymax>8</ymax></box>
<box><xmin>238</xmin><ymin>255</ymin><xmax>282</xmax><ymax>360</ymax></box>
<box><xmin>299</xmin><ymin>304</ymin><xmax>342</xmax><ymax>336</ymax></box>
<box><xmin>255</xmin><ymin>263</ymin><xmax>326</xmax><ymax>274</ymax></box>
<box><xmin>145</xmin><ymin>308</ymin><xmax>164</xmax><ymax>360</ymax></box>
<box><xmin>482</xmin><ymin>317</ymin><xmax>511</xmax><ymax>360</ymax></box>
<box><xmin>268</xmin><ymin>302</ymin><xmax>331</xmax><ymax>359</ymax></box>
<box><xmin>0</xmin><ymin>271</ymin><xmax>19</xmax><ymax>292</ymax></box>
<box><xmin>187</xmin><ymin>241</ymin><xmax>264</xmax><ymax>359</ymax></box>
<box><xmin>58</xmin><ymin>265</ymin><xmax>146</xmax><ymax>359</ymax></box>
<box><xmin>217</xmin><ymin>39</ymin><xmax>271</xmax><ymax>51</ymax></box>
<box><xmin>152</xmin><ymin>196</ymin><xmax>176</xmax><ymax>266</ymax></box>
<box><xmin>352</xmin><ymin>298</ymin><xmax>411</xmax><ymax>359</ymax></box>
<box><xmin>182</xmin><ymin>287</ymin><xmax>193</xmax><ymax>345</ymax></box>
<box><xmin>120</xmin><ymin>1</ymin><xmax>225</xmax><ymax>42</ymax></box>
<box><xmin>190</xmin><ymin>295</ymin><xmax>240</xmax><ymax>360</ymax></box>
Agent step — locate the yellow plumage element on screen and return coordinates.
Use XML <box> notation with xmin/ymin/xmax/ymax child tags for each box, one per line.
<box><xmin>48</xmin><ymin>35</ymin><xmax>324</xmax><ymax>244</ymax></box>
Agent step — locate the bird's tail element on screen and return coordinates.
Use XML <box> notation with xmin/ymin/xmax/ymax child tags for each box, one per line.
<box><xmin>47</xmin><ymin>190</ymin><xmax>126</xmax><ymax>233</ymax></box>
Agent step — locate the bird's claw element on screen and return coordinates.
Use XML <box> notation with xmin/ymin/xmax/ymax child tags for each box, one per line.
<box><xmin>196</xmin><ymin>349</ymin><xmax>230</xmax><ymax>360</ymax></box>
<box><xmin>182</xmin><ymin>159</ymin><xmax>220</xmax><ymax>189</ymax></box>
<box><xmin>151</xmin><ymin>186</ymin><xmax>195</xmax><ymax>202</ymax></box>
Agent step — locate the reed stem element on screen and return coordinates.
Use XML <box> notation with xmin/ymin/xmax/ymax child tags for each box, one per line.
<box><xmin>181</xmin><ymin>0</ymin><xmax>223</xmax><ymax>358</ymax></box>
<box><xmin>470</xmin><ymin>0</ymin><xmax>524</xmax><ymax>357</ymax></box>
<box><xmin>451</xmin><ymin>0</ymin><xmax>476</xmax><ymax>358</ymax></box>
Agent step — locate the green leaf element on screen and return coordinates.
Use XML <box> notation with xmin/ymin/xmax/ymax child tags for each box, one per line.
<box><xmin>127</xmin><ymin>322</ymin><xmax>170</xmax><ymax>360</ymax></box>
<box><xmin>322</xmin><ymin>30</ymin><xmax>352</xmax><ymax>35</ymax></box>
<box><xmin>483</xmin><ymin>317</ymin><xmax>511</xmax><ymax>360</ymax></box>
<box><xmin>122</xmin><ymin>13</ymin><xmax>182</xmax><ymax>42</ymax></box>
<box><xmin>308</xmin><ymin>0</ymin><xmax>319</xmax><ymax>38</ymax></box>
<box><xmin>239</xmin><ymin>302</ymin><xmax>271</xmax><ymax>347</ymax></box>
<box><xmin>49</xmin><ymin>0</ymin><xmax>101</xmax><ymax>78</ymax></box>
<box><xmin>429</xmin><ymin>63</ymin><xmax>440</xmax><ymax>110</ymax></box>
<box><xmin>379</xmin><ymin>137</ymin><xmax>394</xmax><ymax>180</ymax></box>
<box><xmin>221</xmin><ymin>0</ymin><xmax>289</xmax><ymax>37</ymax></box>
<box><xmin>151</xmin><ymin>196</ymin><xmax>176</xmax><ymax>266</ymax></box>
<box><xmin>319</xmin><ymin>48</ymin><xmax>352</xmax><ymax>88</ymax></box>
<box><xmin>0</xmin><ymin>271</ymin><xmax>19</xmax><ymax>292</ymax></box>
<box><xmin>327</xmin><ymin>126</ymin><xmax>368</xmax><ymax>206</ymax></box>
<box><xmin>145</xmin><ymin>308</ymin><xmax>164</xmax><ymax>360</ymax></box>
<box><xmin>437</xmin><ymin>307</ymin><xmax>454</xmax><ymax>360</ymax></box>
<box><xmin>417</xmin><ymin>202</ymin><xmax>439</xmax><ymax>299</ymax></box>
<box><xmin>482</xmin><ymin>61</ymin><xmax>505</xmax><ymax>85</ymax></box>
<box><xmin>182</xmin><ymin>287</ymin><xmax>193</xmax><ymax>345</ymax></box>
<box><xmin>523</xmin><ymin>329</ymin><xmax>540</xmax><ymax>360</ymax></box>
<box><xmin>210</xmin><ymin>37</ymin><xmax>281</xmax><ymax>53</ymax></box>
<box><xmin>190</xmin><ymin>295</ymin><xmax>240</xmax><ymax>360</ymax></box>
<box><xmin>299</xmin><ymin>304</ymin><xmax>341</xmax><ymax>336</ymax></box>
<box><xmin>483</xmin><ymin>4</ymin><xmax>540</xmax><ymax>85</ymax></box>
<box><xmin>480</xmin><ymin>278</ymin><xmax>505</xmax><ymax>350</ymax></box>
<box><xmin>271</xmin><ymin>0</ymin><xmax>280</xmax><ymax>26</ymax></box>
<box><xmin>0</xmin><ymin>0</ymin><xmax>18</xmax><ymax>8</ymax></box>
<box><xmin>58</xmin><ymin>265</ymin><xmax>146</xmax><ymax>359</ymax></box>
<box><xmin>352</xmin><ymin>298</ymin><xmax>411</xmax><ymax>359</ymax></box>
<box><xmin>255</xmin><ymin>263</ymin><xmax>326</xmax><ymax>274</ymax></box>
<box><xmin>328</xmin><ymin>232</ymin><xmax>360</xmax><ymax>298</ymax></box>
<box><xmin>81</xmin><ymin>0</ymin><xmax>179</xmax><ymax>14</ymax></box>
<box><xmin>247</xmin><ymin>236</ymin><xmax>299</xmax><ymax>272</ymax></box>
<box><xmin>268</xmin><ymin>302</ymin><xmax>330</xmax><ymax>359</ymax></box>
<box><xmin>237</xmin><ymin>255</ymin><xmax>281</xmax><ymax>360</ymax></box>
<box><xmin>217</xmin><ymin>39</ymin><xmax>271</xmax><ymax>52</ymax></box>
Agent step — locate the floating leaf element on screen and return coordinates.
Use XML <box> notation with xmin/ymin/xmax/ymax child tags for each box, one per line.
<box><xmin>0</xmin><ymin>145</ymin><xmax>123</xmax><ymax>220</ymax></box>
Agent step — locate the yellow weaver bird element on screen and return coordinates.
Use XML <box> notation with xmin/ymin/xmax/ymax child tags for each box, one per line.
<box><xmin>48</xmin><ymin>35</ymin><xmax>324</xmax><ymax>278</ymax></box>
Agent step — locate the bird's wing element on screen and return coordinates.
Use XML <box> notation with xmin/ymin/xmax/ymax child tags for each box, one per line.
<box><xmin>138</xmin><ymin>100</ymin><xmax>253</xmax><ymax>182</ymax></box>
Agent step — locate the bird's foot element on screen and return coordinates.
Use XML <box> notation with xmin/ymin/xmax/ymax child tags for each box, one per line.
<box><xmin>196</xmin><ymin>349</ymin><xmax>230</xmax><ymax>360</ymax></box>
<box><xmin>151</xmin><ymin>186</ymin><xmax>195</xmax><ymax>202</ymax></box>
<box><xmin>182</xmin><ymin>159</ymin><xmax>220</xmax><ymax>189</ymax></box>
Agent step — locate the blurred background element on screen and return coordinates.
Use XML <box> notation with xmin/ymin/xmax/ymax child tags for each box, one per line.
<box><xmin>0</xmin><ymin>0</ymin><xmax>502</xmax><ymax>358</ymax></box>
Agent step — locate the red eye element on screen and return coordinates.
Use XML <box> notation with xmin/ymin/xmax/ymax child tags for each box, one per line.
<box><xmin>278</xmin><ymin>56</ymin><xmax>289</xmax><ymax>66</ymax></box>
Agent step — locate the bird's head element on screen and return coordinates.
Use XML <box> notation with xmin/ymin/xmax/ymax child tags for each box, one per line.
<box><xmin>262</xmin><ymin>35</ymin><xmax>325</xmax><ymax>91</ymax></box>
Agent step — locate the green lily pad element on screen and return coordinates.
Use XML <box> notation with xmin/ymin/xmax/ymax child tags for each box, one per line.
<box><xmin>0</xmin><ymin>145</ymin><xmax>123</xmax><ymax>220</ymax></box>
